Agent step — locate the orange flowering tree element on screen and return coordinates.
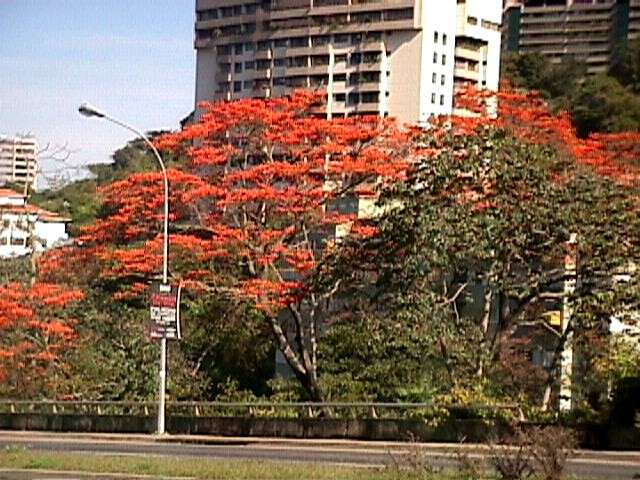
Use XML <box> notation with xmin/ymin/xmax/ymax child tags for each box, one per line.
<box><xmin>0</xmin><ymin>272</ymin><xmax>83</xmax><ymax>397</ymax></box>
<box><xmin>79</xmin><ymin>91</ymin><xmax>412</xmax><ymax>400</ymax></box>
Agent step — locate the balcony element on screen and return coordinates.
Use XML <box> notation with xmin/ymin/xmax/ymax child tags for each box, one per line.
<box><xmin>454</xmin><ymin>46</ymin><xmax>482</xmax><ymax>62</ymax></box>
<box><xmin>286</xmin><ymin>66</ymin><xmax>311</xmax><ymax>76</ymax></box>
<box><xmin>268</xmin><ymin>0</ymin><xmax>311</xmax><ymax>10</ymax></box>
<box><xmin>454</xmin><ymin>67</ymin><xmax>479</xmax><ymax>82</ymax></box>
<box><xmin>348</xmin><ymin>81</ymin><xmax>379</xmax><ymax>92</ymax></box>
<box><xmin>255</xmin><ymin>49</ymin><xmax>273</xmax><ymax>60</ymax></box>
<box><xmin>254</xmin><ymin>68</ymin><xmax>272</xmax><ymax>80</ymax></box>
<box><xmin>350</xmin><ymin>102</ymin><xmax>380</xmax><ymax>114</ymax></box>
<box><xmin>215</xmin><ymin>71</ymin><xmax>232</xmax><ymax>82</ymax></box>
<box><xmin>307</xmin><ymin>64</ymin><xmax>330</xmax><ymax>74</ymax></box>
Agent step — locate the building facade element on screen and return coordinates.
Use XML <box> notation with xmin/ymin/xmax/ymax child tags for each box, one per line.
<box><xmin>0</xmin><ymin>188</ymin><xmax>69</xmax><ymax>258</ymax></box>
<box><xmin>0</xmin><ymin>135</ymin><xmax>38</xmax><ymax>189</ymax></box>
<box><xmin>194</xmin><ymin>0</ymin><xmax>502</xmax><ymax>124</ymax></box>
<box><xmin>503</xmin><ymin>0</ymin><xmax>640</xmax><ymax>75</ymax></box>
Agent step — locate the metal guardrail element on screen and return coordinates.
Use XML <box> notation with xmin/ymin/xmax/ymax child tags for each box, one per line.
<box><xmin>0</xmin><ymin>400</ymin><xmax>523</xmax><ymax>419</ymax></box>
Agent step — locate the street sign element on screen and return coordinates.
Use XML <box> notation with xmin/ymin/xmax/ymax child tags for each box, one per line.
<box><xmin>150</xmin><ymin>282</ymin><xmax>182</xmax><ymax>340</ymax></box>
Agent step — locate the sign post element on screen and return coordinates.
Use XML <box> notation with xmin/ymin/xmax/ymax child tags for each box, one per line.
<box><xmin>150</xmin><ymin>282</ymin><xmax>182</xmax><ymax>435</ymax></box>
<box><xmin>150</xmin><ymin>282</ymin><xmax>182</xmax><ymax>340</ymax></box>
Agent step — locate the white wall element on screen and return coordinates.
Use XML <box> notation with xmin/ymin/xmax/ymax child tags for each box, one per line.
<box><xmin>419</xmin><ymin>0</ymin><xmax>457</xmax><ymax>122</ymax></box>
<box><xmin>0</xmin><ymin>211</ymin><xmax>68</xmax><ymax>258</ymax></box>
<box><xmin>0</xmin><ymin>195</ymin><xmax>25</xmax><ymax>207</ymax></box>
<box><xmin>34</xmin><ymin>221</ymin><xmax>68</xmax><ymax>249</ymax></box>
<box><xmin>387</xmin><ymin>31</ymin><xmax>423</xmax><ymax>124</ymax></box>
<box><xmin>457</xmin><ymin>0</ymin><xmax>503</xmax><ymax>91</ymax></box>
<box><xmin>195</xmin><ymin>49</ymin><xmax>219</xmax><ymax>109</ymax></box>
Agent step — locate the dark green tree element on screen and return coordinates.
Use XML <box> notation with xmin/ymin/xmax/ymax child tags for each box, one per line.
<box><xmin>571</xmin><ymin>75</ymin><xmax>640</xmax><ymax>137</ymax></box>
<box><xmin>611</xmin><ymin>37</ymin><xmax>640</xmax><ymax>94</ymax></box>
<box><xmin>501</xmin><ymin>53</ymin><xmax>586</xmax><ymax>111</ymax></box>
<box><xmin>319</xmin><ymin>125</ymin><xmax>640</xmax><ymax>410</ymax></box>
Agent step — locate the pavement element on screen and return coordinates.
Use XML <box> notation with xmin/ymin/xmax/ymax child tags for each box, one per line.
<box><xmin>0</xmin><ymin>430</ymin><xmax>639</xmax><ymax>479</ymax></box>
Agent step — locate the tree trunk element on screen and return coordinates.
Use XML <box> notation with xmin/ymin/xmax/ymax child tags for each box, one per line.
<box><xmin>268</xmin><ymin>315</ymin><xmax>324</xmax><ymax>402</ymax></box>
<box><xmin>541</xmin><ymin>328</ymin><xmax>571</xmax><ymax>412</ymax></box>
<box><xmin>476</xmin><ymin>285</ymin><xmax>494</xmax><ymax>378</ymax></box>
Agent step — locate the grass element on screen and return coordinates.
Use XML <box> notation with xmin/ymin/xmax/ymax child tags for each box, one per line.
<box><xmin>0</xmin><ymin>445</ymin><xmax>467</xmax><ymax>480</ymax></box>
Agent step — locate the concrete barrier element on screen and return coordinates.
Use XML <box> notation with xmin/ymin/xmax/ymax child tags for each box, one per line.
<box><xmin>0</xmin><ymin>413</ymin><xmax>637</xmax><ymax>449</ymax></box>
<box><xmin>0</xmin><ymin>413</ymin><xmax>501</xmax><ymax>442</ymax></box>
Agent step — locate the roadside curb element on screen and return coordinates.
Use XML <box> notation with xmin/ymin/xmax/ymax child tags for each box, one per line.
<box><xmin>1</xmin><ymin>430</ymin><xmax>639</xmax><ymax>461</ymax></box>
<box><xmin>0</xmin><ymin>468</ymin><xmax>194</xmax><ymax>480</ymax></box>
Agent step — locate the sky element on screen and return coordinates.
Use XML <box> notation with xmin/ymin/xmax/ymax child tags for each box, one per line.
<box><xmin>0</xmin><ymin>0</ymin><xmax>195</xmax><ymax>186</ymax></box>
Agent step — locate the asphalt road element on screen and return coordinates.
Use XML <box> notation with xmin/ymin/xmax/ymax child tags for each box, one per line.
<box><xmin>0</xmin><ymin>432</ymin><xmax>639</xmax><ymax>479</ymax></box>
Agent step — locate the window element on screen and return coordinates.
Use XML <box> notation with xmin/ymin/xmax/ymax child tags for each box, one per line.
<box><xmin>440</xmin><ymin>94</ymin><xmax>445</xmax><ymax>105</ymax></box>
<box><xmin>434</xmin><ymin>31</ymin><xmax>439</xmax><ymax>43</ymax></box>
<box><xmin>334</xmin><ymin>93</ymin><xmax>346</xmax><ymax>102</ymax></box>
<box><xmin>441</xmin><ymin>74</ymin><xmax>446</xmax><ymax>86</ymax></box>
<box><xmin>273</xmin><ymin>77</ymin><xmax>287</xmax><ymax>86</ymax></box>
<box><xmin>366</xmin><ymin>31</ymin><xmax>382</xmax><ymax>41</ymax></box>
<box><xmin>274</xmin><ymin>39</ymin><xmax>288</xmax><ymax>48</ymax></box>
<box><xmin>311</xmin><ymin>55</ymin><xmax>330</xmax><ymax>66</ymax></box>
<box><xmin>233</xmin><ymin>81</ymin><xmax>242</xmax><ymax>92</ymax></box>
<box><xmin>433</xmin><ymin>52</ymin><xmax>438</xmax><ymax>63</ymax></box>
<box><xmin>350</xmin><ymin>52</ymin><xmax>362</xmax><ymax>65</ymax></box>
<box><xmin>245</xmin><ymin>60</ymin><xmax>255</xmax><ymax>69</ymax></box>
<box><xmin>442</xmin><ymin>54</ymin><xmax>446</xmax><ymax>65</ymax></box>
<box><xmin>309</xmin><ymin>75</ymin><xmax>328</xmax><ymax>87</ymax></box>
<box><xmin>288</xmin><ymin>56</ymin><xmax>306</xmax><ymax>67</ymax></box>
<box><xmin>244</xmin><ymin>80</ymin><xmax>254</xmax><ymax>89</ymax></box>
<box><xmin>468</xmin><ymin>16</ymin><xmax>478</xmax><ymax>25</ymax></box>
<box><xmin>257</xmin><ymin>41</ymin><xmax>270</xmax><ymax>51</ymax></box>
<box><xmin>334</xmin><ymin>73</ymin><xmax>346</xmax><ymax>82</ymax></box>
<box><xmin>216</xmin><ymin>45</ymin><xmax>231</xmax><ymax>55</ymax></box>
<box><xmin>348</xmin><ymin>92</ymin><xmax>360</xmax><ymax>104</ymax></box>
<box><xmin>290</xmin><ymin>37</ymin><xmax>308</xmax><ymax>47</ymax></box>
<box><xmin>0</xmin><ymin>237</ymin><xmax>7</xmax><ymax>246</ymax></box>
<box><xmin>234</xmin><ymin>44</ymin><xmax>243</xmax><ymax>55</ymax></box>
<box><xmin>363</xmin><ymin>52</ymin><xmax>380</xmax><ymax>63</ymax></box>
<box><xmin>335</xmin><ymin>54</ymin><xmax>347</xmax><ymax>63</ymax></box>
<box><xmin>274</xmin><ymin>58</ymin><xmax>286</xmax><ymax>67</ymax></box>
<box><xmin>198</xmin><ymin>9</ymin><xmax>218</xmax><ymax>20</ymax></box>
<box><xmin>245</xmin><ymin>4</ymin><xmax>258</xmax><ymax>14</ymax></box>
<box><xmin>432</xmin><ymin>72</ymin><xmax>437</xmax><ymax>84</ymax></box>
<box><xmin>431</xmin><ymin>92</ymin><xmax>436</xmax><ymax>103</ymax></box>
<box><xmin>361</xmin><ymin>92</ymin><xmax>378</xmax><ymax>103</ymax></box>
<box><xmin>256</xmin><ymin>59</ymin><xmax>270</xmax><ymax>69</ymax></box>
<box><xmin>196</xmin><ymin>29</ymin><xmax>211</xmax><ymax>41</ymax></box>
<box><xmin>335</xmin><ymin>34</ymin><xmax>350</xmax><ymax>44</ymax></box>
<box><xmin>244</xmin><ymin>42</ymin><xmax>255</xmax><ymax>51</ymax></box>
<box><xmin>234</xmin><ymin>62</ymin><xmax>243</xmax><ymax>73</ymax></box>
<box><xmin>10</xmin><ymin>236</ymin><xmax>24</xmax><ymax>246</ymax></box>
<box><xmin>442</xmin><ymin>34</ymin><xmax>447</xmax><ymax>45</ymax></box>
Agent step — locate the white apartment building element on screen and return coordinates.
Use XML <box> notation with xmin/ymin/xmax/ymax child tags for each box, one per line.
<box><xmin>0</xmin><ymin>188</ymin><xmax>70</xmax><ymax>258</ymax></box>
<box><xmin>194</xmin><ymin>0</ymin><xmax>502</xmax><ymax>125</ymax></box>
<box><xmin>0</xmin><ymin>135</ymin><xmax>38</xmax><ymax>189</ymax></box>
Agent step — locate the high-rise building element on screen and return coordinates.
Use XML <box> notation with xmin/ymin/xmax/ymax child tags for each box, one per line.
<box><xmin>0</xmin><ymin>135</ymin><xmax>38</xmax><ymax>189</ymax></box>
<box><xmin>503</xmin><ymin>0</ymin><xmax>640</xmax><ymax>75</ymax></box>
<box><xmin>194</xmin><ymin>0</ymin><xmax>502</xmax><ymax>124</ymax></box>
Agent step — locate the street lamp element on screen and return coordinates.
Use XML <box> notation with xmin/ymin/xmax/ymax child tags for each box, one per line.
<box><xmin>78</xmin><ymin>103</ymin><xmax>170</xmax><ymax>435</ymax></box>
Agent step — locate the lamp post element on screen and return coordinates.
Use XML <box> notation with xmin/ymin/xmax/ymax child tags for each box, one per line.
<box><xmin>78</xmin><ymin>103</ymin><xmax>170</xmax><ymax>435</ymax></box>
